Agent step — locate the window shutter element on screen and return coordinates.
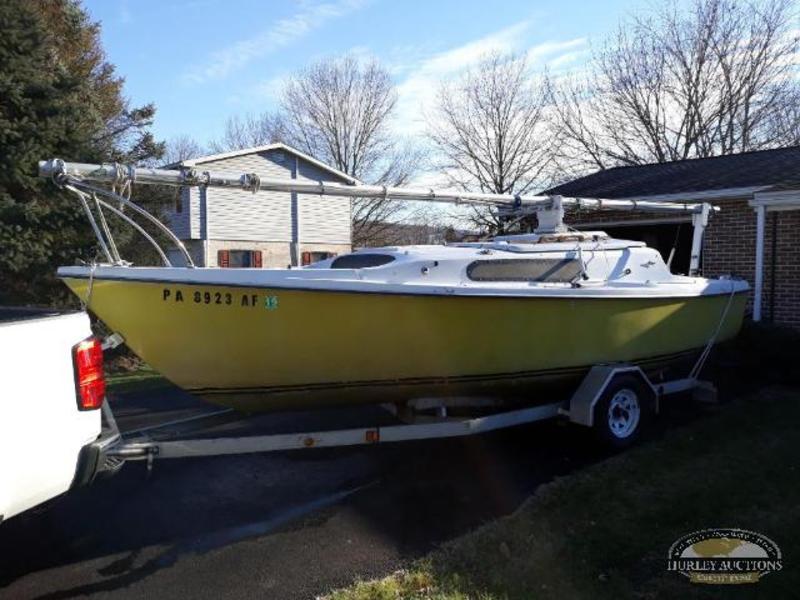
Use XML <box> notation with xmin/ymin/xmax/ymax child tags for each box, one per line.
<box><xmin>252</xmin><ymin>251</ymin><xmax>263</xmax><ymax>268</ymax></box>
<box><xmin>301</xmin><ymin>251</ymin><xmax>312</xmax><ymax>266</ymax></box>
<box><xmin>218</xmin><ymin>250</ymin><xmax>230</xmax><ymax>268</ymax></box>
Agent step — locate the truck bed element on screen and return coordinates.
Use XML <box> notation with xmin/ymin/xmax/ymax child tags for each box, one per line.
<box><xmin>0</xmin><ymin>307</ymin><xmax>72</xmax><ymax>324</ymax></box>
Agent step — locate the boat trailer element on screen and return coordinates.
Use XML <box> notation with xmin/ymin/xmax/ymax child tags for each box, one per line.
<box><xmin>91</xmin><ymin>364</ymin><xmax>716</xmax><ymax>478</ymax></box>
<box><xmin>93</xmin><ymin>288</ymin><xmax>730</xmax><ymax>475</ymax></box>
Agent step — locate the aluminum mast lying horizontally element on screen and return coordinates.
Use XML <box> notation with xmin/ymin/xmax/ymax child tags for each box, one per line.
<box><xmin>38</xmin><ymin>158</ymin><xmax>715</xmax><ymax>274</ymax></box>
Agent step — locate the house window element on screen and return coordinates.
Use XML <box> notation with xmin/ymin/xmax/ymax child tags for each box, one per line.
<box><xmin>466</xmin><ymin>258</ymin><xmax>582</xmax><ymax>283</ymax></box>
<box><xmin>301</xmin><ymin>251</ymin><xmax>338</xmax><ymax>266</ymax></box>
<box><xmin>218</xmin><ymin>250</ymin><xmax>263</xmax><ymax>268</ymax></box>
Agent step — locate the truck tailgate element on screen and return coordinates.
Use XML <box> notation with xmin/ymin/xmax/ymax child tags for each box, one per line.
<box><xmin>0</xmin><ymin>311</ymin><xmax>102</xmax><ymax>521</ymax></box>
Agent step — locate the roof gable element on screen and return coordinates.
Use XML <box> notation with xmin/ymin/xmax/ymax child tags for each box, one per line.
<box><xmin>546</xmin><ymin>146</ymin><xmax>800</xmax><ymax>199</ymax></box>
<box><xmin>166</xmin><ymin>143</ymin><xmax>361</xmax><ymax>184</ymax></box>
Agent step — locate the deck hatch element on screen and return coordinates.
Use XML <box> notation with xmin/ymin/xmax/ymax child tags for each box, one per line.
<box><xmin>467</xmin><ymin>258</ymin><xmax>582</xmax><ymax>283</ymax></box>
<box><xmin>331</xmin><ymin>254</ymin><xmax>395</xmax><ymax>269</ymax></box>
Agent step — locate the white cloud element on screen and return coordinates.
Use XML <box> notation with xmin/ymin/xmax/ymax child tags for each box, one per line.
<box><xmin>525</xmin><ymin>37</ymin><xmax>587</xmax><ymax>65</ymax></box>
<box><xmin>252</xmin><ymin>74</ymin><xmax>288</xmax><ymax>104</ymax></box>
<box><xmin>185</xmin><ymin>0</ymin><xmax>368</xmax><ymax>84</ymax></box>
<box><xmin>392</xmin><ymin>22</ymin><xmax>529</xmax><ymax>135</ymax></box>
<box><xmin>392</xmin><ymin>22</ymin><xmax>588</xmax><ymax>135</ymax></box>
<box><xmin>247</xmin><ymin>44</ymin><xmax>391</xmax><ymax>109</ymax></box>
<box><xmin>548</xmin><ymin>49</ymin><xmax>587</xmax><ymax>68</ymax></box>
<box><xmin>419</xmin><ymin>21</ymin><xmax>531</xmax><ymax>75</ymax></box>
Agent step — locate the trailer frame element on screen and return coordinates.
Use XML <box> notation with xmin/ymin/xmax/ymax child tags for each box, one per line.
<box><xmin>90</xmin><ymin>364</ymin><xmax>712</xmax><ymax>477</ymax></box>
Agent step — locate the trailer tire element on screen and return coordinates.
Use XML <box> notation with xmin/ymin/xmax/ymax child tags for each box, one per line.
<box><xmin>592</xmin><ymin>374</ymin><xmax>653</xmax><ymax>450</ymax></box>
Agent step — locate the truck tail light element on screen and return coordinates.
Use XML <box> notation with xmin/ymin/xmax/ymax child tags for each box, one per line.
<box><xmin>73</xmin><ymin>337</ymin><xmax>106</xmax><ymax>410</ymax></box>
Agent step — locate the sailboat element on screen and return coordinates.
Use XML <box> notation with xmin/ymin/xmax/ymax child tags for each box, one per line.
<box><xmin>41</xmin><ymin>159</ymin><xmax>749</xmax><ymax>411</ymax></box>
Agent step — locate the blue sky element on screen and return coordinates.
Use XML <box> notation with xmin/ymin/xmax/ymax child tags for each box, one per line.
<box><xmin>84</xmin><ymin>0</ymin><xmax>658</xmax><ymax>147</ymax></box>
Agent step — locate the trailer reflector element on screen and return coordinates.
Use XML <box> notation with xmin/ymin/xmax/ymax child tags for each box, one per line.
<box><xmin>73</xmin><ymin>337</ymin><xmax>106</xmax><ymax>410</ymax></box>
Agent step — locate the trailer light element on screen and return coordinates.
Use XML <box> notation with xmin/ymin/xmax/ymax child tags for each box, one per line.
<box><xmin>72</xmin><ymin>337</ymin><xmax>106</xmax><ymax>410</ymax></box>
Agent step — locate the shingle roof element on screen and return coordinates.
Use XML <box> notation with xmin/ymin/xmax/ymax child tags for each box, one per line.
<box><xmin>545</xmin><ymin>146</ymin><xmax>800</xmax><ymax>199</ymax></box>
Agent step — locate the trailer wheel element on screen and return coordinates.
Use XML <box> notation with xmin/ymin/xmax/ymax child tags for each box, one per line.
<box><xmin>593</xmin><ymin>374</ymin><xmax>653</xmax><ymax>449</ymax></box>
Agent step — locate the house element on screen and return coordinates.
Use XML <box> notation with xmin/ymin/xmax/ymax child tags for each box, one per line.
<box><xmin>164</xmin><ymin>143</ymin><xmax>357</xmax><ymax>268</ymax></box>
<box><xmin>545</xmin><ymin>146</ymin><xmax>800</xmax><ymax>328</ymax></box>
<box><xmin>366</xmin><ymin>222</ymin><xmax>471</xmax><ymax>246</ymax></box>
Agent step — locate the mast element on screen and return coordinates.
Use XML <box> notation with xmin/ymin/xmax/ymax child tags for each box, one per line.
<box><xmin>38</xmin><ymin>159</ymin><xmax>715</xmax><ymax>217</ymax></box>
<box><xmin>38</xmin><ymin>159</ymin><xmax>717</xmax><ymax>274</ymax></box>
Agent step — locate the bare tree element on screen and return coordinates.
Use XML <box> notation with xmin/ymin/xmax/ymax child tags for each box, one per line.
<box><xmin>280</xmin><ymin>55</ymin><xmax>419</xmax><ymax>246</ymax></box>
<box><xmin>427</xmin><ymin>53</ymin><xmax>555</xmax><ymax>233</ymax></box>
<box><xmin>208</xmin><ymin>112</ymin><xmax>287</xmax><ymax>153</ymax></box>
<box><xmin>764</xmin><ymin>86</ymin><xmax>800</xmax><ymax>146</ymax></box>
<box><xmin>550</xmin><ymin>0</ymin><xmax>799</xmax><ymax>174</ymax></box>
<box><xmin>163</xmin><ymin>135</ymin><xmax>205</xmax><ymax>165</ymax></box>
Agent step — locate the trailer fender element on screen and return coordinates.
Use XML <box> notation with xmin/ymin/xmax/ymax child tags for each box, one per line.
<box><xmin>568</xmin><ymin>365</ymin><xmax>657</xmax><ymax>428</ymax></box>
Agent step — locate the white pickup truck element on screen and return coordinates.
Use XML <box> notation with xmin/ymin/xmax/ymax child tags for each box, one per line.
<box><xmin>0</xmin><ymin>308</ymin><xmax>119</xmax><ymax>523</ymax></box>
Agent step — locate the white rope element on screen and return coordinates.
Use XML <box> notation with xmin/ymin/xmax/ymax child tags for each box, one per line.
<box><xmin>244</xmin><ymin>173</ymin><xmax>261</xmax><ymax>194</ymax></box>
<box><xmin>110</xmin><ymin>162</ymin><xmax>134</xmax><ymax>207</ymax></box>
<box><xmin>50</xmin><ymin>158</ymin><xmax>67</xmax><ymax>186</ymax></box>
<box><xmin>83</xmin><ymin>262</ymin><xmax>97</xmax><ymax>311</ymax></box>
<box><xmin>689</xmin><ymin>281</ymin><xmax>738</xmax><ymax>380</ymax></box>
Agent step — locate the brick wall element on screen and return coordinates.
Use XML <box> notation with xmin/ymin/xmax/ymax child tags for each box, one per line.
<box><xmin>565</xmin><ymin>207</ymin><xmax>680</xmax><ymax>225</ymax></box>
<box><xmin>703</xmin><ymin>199</ymin><xmax>800</xmax><ymax>328</ymax></box>
<box><xmin>702</xmin><ymin>199</ymin><xmax>755</xmax><ymax>284</ymax></box>
<box><xmin>756</xmin><ymin>209</ymin><xmax>800</xmax><ymax>328</ymax></box>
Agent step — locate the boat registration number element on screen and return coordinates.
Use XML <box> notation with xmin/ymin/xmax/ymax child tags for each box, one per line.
<box><xmin>162</xmin><ymin>288</ymin><xmax>279</xmax><ymax>310</ymax></box>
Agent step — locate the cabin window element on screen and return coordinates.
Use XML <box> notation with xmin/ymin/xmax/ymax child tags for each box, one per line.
<box><xmin>301</xmin><ymin>251</ymin><xmax>337</xmax><ymax>266</ymax></box>
<box><xmin>466</xmin><ymin>258</ymin><xmax>582</xmax><ymax>282</ymax></box>
<box><xmin>218</xmin><ymin>250</ymin><xmax>263</xmax><ymax>268</ymax></box>
<box><xmin>330</xmin><ymin>254</ymin><xmax>395</xmax><ymax>269</ymax></box>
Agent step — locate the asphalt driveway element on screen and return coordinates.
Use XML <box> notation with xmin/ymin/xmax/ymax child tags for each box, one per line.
<box><xmin>0</xmin><ymin>382</ymin><xmax>706</xmax><ymax>599</ymax></box>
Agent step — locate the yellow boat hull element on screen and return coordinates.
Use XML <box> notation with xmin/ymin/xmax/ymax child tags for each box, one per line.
<box><xmin>63</xmin><ymin>277</ymin><xmax>748</xmax><ymax>411</ymax></box>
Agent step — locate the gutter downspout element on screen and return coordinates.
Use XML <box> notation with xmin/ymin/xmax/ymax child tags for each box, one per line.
<box><xmin>202</xmin><ymin>187</ymin><xmax>210</xmax><ymax>267</ymax></box>
<box><xmin>753</xmin><ymin>204</ymin><xmax>766</xmax><ymax>321</ymax></box>
<box><xmin>291</xmin><ymin>156</ymin><xmax>299</xmax><ymax>267</ymax></box>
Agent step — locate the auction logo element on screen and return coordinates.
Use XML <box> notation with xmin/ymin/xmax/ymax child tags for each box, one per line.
<box><xmin>667</xmin><ymin>528</ymin><xmax>782</xmax><ymax>584</ymax></box>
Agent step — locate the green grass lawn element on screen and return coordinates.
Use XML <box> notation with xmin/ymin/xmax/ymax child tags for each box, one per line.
<box><xmin>327</xmin><ymin>386</ymin><xmax>800</xmax><ymax>599</ymax></box>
